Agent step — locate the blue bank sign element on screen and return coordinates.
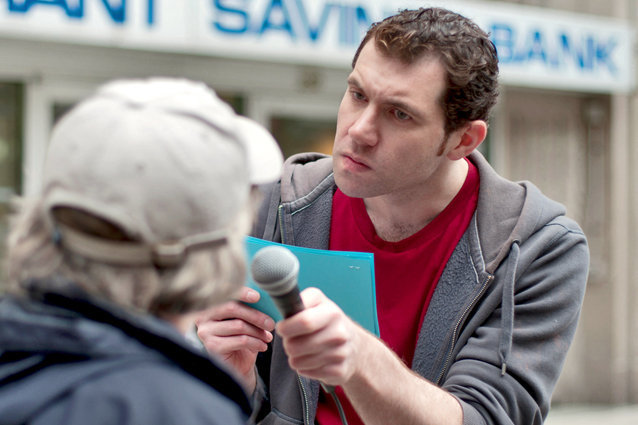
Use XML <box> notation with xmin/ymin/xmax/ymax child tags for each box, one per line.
<box><xmin>0</xmin><ymin>0</ymin><xmax>634</xmax><ymax>93</ymax></box>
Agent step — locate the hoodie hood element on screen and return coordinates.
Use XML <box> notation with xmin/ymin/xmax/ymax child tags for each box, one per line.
<box><xmin>470</xmin><ymin>152</ymin><xmax>567</xmax><ymax>273</ymax></box>
<box><xmin>279</xmin><ymin>152</ymin><xmax>333</xmax><ymax>205</ymax></box>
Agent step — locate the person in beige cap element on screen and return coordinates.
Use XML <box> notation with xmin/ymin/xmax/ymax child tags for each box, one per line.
<box><xmin>0</xmin><ymin>77</ymin><xmax>283</xmax><ymax>425</ymax></box>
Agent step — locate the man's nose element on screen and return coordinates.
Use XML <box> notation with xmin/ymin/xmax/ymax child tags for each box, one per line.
<box><xmin>348</xmin><ymin>106</ymin><xmax>379</xmax><ymax>147</ymax></box>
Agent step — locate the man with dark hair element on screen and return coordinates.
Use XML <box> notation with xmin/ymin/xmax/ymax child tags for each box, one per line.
<box><xmin>197</xmin><ymin>8</ymin><xmax>589</xmax><ymax>425</ymax></box>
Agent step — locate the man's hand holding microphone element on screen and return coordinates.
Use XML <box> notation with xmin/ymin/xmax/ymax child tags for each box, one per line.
<box><xmin>196</xmin><ymin>245</ymin><xmax>362</xmax><ymax>393</ymax></box>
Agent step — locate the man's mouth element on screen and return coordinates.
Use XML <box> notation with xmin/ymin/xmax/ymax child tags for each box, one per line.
<box><xmin>342</xmin><ymin>153</ymin><xmax>370</xmax><ymax>170</ymax></box>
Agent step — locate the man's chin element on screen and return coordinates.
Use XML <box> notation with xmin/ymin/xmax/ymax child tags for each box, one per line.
<box><xmin>334</xmin><ymin>173</ymin><xmax>374</xmax><ymax>199</ymax></box>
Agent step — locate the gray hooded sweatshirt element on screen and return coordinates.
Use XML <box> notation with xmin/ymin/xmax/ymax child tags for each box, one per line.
<box><xmin>252</xmin><ymin>150</ymin><xmax>589</xmax><ymax>425</ymax></box>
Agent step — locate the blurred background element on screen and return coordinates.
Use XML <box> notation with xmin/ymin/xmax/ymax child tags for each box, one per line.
<box><xmin>0</xmin><ymin>0</ymin><xmax>636</xmax><ymax>420</ymax></box>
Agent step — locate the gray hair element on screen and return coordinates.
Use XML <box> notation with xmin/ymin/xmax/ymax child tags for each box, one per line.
<box><xmin>4</xmin><ymin>190</ymin><xmax>260</xmax><ymax>317</ymax></box>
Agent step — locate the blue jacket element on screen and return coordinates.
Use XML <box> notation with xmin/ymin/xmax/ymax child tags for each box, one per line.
<box><xmin>252</xmin><ymin>151</ymin><xmax>589</xmax><ymax>425</ymax></box>
<box><xmin>0</xmin><ymin>283</ymin><xmax>252</xmax><ymax>425</ymax></box>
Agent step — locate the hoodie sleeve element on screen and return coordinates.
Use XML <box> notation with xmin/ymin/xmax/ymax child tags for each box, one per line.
<box><xmin>444</xmin><ymin>216</ymin><xmax>589</xmax><ymax>425</ymax></box>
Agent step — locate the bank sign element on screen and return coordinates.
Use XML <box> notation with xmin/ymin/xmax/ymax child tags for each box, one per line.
<box><xmin>0</xmin><ymin>0</ymin><xmax>634</xmax><ymax>93</ymax></box>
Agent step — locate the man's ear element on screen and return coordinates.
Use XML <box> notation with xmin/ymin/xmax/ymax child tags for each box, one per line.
<box><xmin>446</xmin><ymin>120</ymin><xmax>487</xmax><ymax>160</ymax></box>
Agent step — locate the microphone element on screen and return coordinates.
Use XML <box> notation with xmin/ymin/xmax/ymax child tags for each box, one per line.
<box><xmin>250</xmin><ymin>245</ymin><xmax>304</xmax><ymax>319</ymax></box>
<box><xmin>250</xmin><ymin>245</ymin><xmax>338</xmax><ymax>396</ymax></box>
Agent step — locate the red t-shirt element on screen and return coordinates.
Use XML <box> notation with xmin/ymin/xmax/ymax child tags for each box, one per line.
<box><xmin>316</xmin><ymin>159</ymin><xmax>479</xmax><ymax>425</ymax></box>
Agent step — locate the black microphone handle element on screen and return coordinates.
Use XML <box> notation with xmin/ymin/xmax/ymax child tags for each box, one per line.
<box><xmin>250</xmin><ymin>245</ymin><xmax>337</xmax><ymax>395</ymax></box>
<box><xmin>271</xmin><ymin>289</ymin><xmax>305</xmax><ymax>319</ymax></box>
<box><xmin>271</xmin><ymin>287</ymin><xmax>336</xmax><ymax>394</ymax></box>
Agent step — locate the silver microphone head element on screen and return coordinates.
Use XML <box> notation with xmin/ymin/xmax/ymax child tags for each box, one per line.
<box><xmin>250</xmin><ymin>245</ymin><xmax>300</xmax><ymax>296</ymax></box>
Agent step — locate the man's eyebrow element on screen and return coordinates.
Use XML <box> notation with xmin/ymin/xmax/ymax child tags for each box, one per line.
<box><xmin>386</xmin><ymin>98</ymin><xmax>422</xmax><ymax>120</ymax></box>
<box><xmin>346</xmin><ymin>75</ymin><xmax>424</xmax><ymax>121</ymax></box>
<box><xmin>346</xmin><ymin>75</ymin><xmax>362</xmax><ymax>88</ymax></box>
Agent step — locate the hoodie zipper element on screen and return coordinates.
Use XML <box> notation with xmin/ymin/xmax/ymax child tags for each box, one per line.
<box><xmin>435</xmin><ymin>274</ymin><xmax>494</xmax><ymax>384</ymax></box>
<box><xmin>278</xmin><ymin>204</ymin><xmax>286</xmax><ymax>244</ymax></box>
<box><xmin>297</xmin><ymin>374</ymin><xmax>311</xmax><ymax>425</ymax></box>
<box><xmin>278</xmin><ymin>204</ymin><xmax>311</xmax><ymax>425</ymax></box>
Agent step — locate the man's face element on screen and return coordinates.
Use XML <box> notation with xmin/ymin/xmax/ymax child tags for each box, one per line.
<box><xmin>333</xmin><ymin>42</ymin><xmax>456</xmax><ymax>201</ymax></box>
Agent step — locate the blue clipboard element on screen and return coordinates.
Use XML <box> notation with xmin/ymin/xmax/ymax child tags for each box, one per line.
<box><xmin>244</xmin><ymin>236</ymin><xmax>379</xmax><ymax>337</ymax></box>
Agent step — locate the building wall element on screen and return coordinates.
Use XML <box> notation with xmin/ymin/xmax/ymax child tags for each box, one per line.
<box><xmin>493</xmin><ymin>86</ymin><xmax>613</xmax><ymax>403</ymax></box>
<box><xmin>487</xmin><ymin>0</ymin><xmax>638</xmax><ymax>405</ymax></box>
<box><xmin>0</xmin><ymin>0</ymin><xmax>636</xmax><ymax>406</ymax></box>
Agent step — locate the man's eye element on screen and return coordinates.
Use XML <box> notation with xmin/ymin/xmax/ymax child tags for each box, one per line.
<box><xmin>393</xmin><ymin>109</ymin><xmax>410</xmax><ymax>121</ymax></box>
<box><xmin>352</xmin><ymin>91</ymin><xmax>366</xmax><ymax>101</ymax></box>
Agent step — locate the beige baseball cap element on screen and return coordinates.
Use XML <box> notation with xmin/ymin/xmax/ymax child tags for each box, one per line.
<box><xmin>42</xmin><ymin>78</ymin><xmax>283</xmax><ymax>268</ymax></box>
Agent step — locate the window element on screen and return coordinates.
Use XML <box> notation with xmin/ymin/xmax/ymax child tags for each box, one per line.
<box><xmin>0</xmin><ymin>83</ymin><xmax>23</xmax><ymax>288</ymax></box>
<box><xmin>270</xmin><ymin>116</ymin><xmax>336</xmax><ymax>158</ymax></box>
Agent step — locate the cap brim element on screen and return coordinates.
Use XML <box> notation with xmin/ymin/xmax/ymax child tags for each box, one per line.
<box><xmin>235</xmin><ymin>116</ymin><xmax>283</xmax><ymax>185</ymax></box>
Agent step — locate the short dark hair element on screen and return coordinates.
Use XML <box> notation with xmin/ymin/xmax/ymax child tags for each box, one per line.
<box><xmin>353</xmin><ymin>8</ymin><xmax>499</xmax><ymax>135</ymax></box>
